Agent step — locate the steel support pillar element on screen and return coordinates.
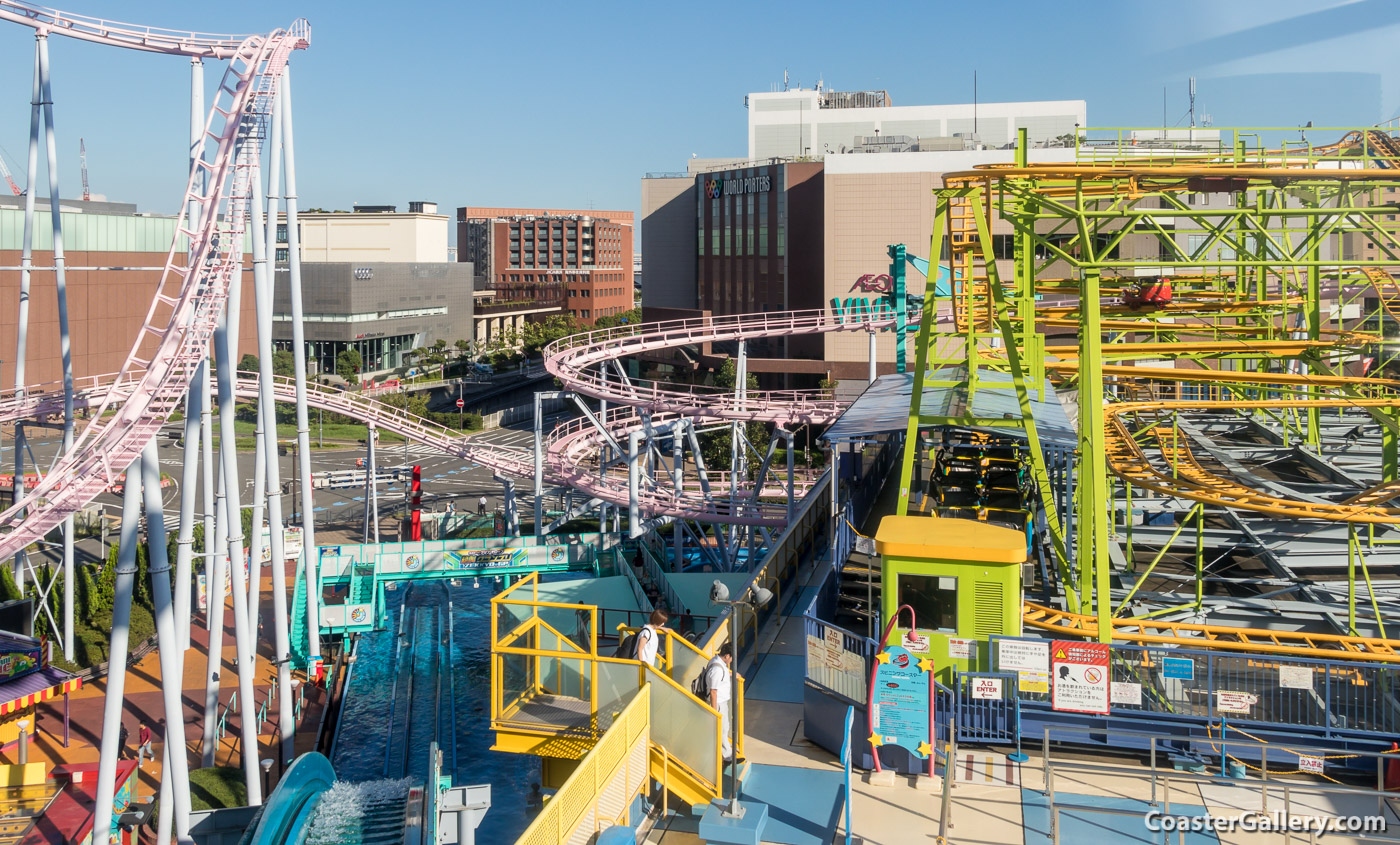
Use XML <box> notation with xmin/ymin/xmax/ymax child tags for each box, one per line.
<box><xmin>279</xmin><ymin>69</ymin><xmax>320</xmax><ymax>666</ymax></box>
<box><xmin>141</xmin><ymin>441</ymin><xmax>193</xmax><ymax>841</ymax></box>
<box><xmin>253</xmin><ymin>152</ymin><xmax>295</xmax><ymax>764</ymax></box>
<box><xmin>91</xmin><ymin>458</ymin><xmax>141</xmax><ymax>845</ymax></box>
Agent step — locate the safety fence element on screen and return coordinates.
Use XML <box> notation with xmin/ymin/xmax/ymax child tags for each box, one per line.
<box><xmin>514</xmin><ymin>685</ymin><xmax>651</xmax><ymax>845</ymax></box>
<box><xmin>490</xmin><ymin>572</ymin><xmax>736</xmax><ymax>805</ymax></box>
<box><xmin>988</xmin><ymin>635</ymin><xmax>1400</xmax><ymax>742</ymax></box>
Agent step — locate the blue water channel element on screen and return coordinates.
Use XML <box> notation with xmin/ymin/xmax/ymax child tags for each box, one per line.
<box><xmin>330</xmin><ymin>573</ymin><xmax>590</xmax><ymax>842</ymax></box>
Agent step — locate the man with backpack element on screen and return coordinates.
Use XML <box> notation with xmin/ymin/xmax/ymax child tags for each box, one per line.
<box><xmin>695</xmin><ymin>643</ymin><xmax>735</xmax><ymax>761</ymax></box>
<box><xmin>616</xmin><ymin>608</ymin><xmax>669</xmax><ymax>667</ymax></box>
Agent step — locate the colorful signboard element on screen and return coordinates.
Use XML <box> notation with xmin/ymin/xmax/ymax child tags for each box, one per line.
<box><xmin>1050</xmin><ymin>640</ymin><xmax>1110</xmax><ymax>714</ymax></box>
<box><xmin>868</xmin><ymin>644</ymin><xmax>934</xmax><ymax>759</ymax></box>
<box><xmin>0</xmin><ymin>633</ymin><xmax>42</xmax><ymax>683</ymax></box>
<box><xmin>445</xmin><ymin>547</ymin><xmax>527</xmax><ymax>571</ymax></box>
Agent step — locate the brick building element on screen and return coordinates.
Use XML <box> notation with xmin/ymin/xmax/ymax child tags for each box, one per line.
<box><xmin>457</xmin><ymin>207</ymin><xmax>633</xmax><ymax>326</ymax></box>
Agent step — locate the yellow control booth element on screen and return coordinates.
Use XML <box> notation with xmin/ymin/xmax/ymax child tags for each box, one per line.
<box><xmin>874</xmin><ymin>515</ymin><xmax>1027</xmax><ymax>683</ymax></box>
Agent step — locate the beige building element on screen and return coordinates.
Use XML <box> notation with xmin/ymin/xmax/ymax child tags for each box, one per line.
<box><xmin>279</xmin><ymin>201</ymin><xmax>450</xmax><ymax>264</ymax></box>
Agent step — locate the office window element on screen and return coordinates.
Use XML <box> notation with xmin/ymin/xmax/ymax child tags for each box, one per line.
<box><xmin>276</xmin><ymin>224</ymin><xmax>288</xmax><ymax>243</ymax></box>
<box><xmin>275</xmin><ymin>248</ymin><xmax>289</xmax><ymax>262</ymax></box>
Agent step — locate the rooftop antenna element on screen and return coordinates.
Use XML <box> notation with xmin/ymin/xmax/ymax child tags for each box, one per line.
<box><xmin>79</xmin><ymin>138</ymin><xmax>90</xmax><ymax>202</ymax></box>
<box><xmin>783</xmin><ymin>68</ymin><xmax>789</xmax><ymax>92</ymax></box>
<box><xmin>1189</xmin><ymin>77</ymin><xmax>1196</xmax><ymax>128</ymax></box>
<box><xmin>973</xmin><ymin>70</ymin><xmax>978</xmax><ymax>137</ymax></box>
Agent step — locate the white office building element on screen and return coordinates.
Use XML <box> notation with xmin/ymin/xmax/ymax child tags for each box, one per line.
<box><xmin>746</xmin><ymin>88</ymin><xmax>1086</xmax><ymax>160</ymax></box>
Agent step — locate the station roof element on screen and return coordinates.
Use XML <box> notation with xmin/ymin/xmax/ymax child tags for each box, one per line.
<box><xmin>821</xmin><ymin>369</ymin><xmax>1076</xmax><ymax>450</ymax></box>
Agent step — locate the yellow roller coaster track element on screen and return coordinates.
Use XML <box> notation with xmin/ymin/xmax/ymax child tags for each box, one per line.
<box><xmin>1023</xmin><ymin>601</ymin><xmax>1400</xmax><ymax>663</ymax></box>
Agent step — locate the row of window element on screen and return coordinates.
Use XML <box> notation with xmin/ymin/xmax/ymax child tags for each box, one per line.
<box><xmin>567</xmin><ymin>287</ymin><xmax>628</xmax><ymax>299</ymax></box>
<box><xmin>568</xmin><ymin>305</ymin><xmax>628</xmax><ymax>320</ymax></box>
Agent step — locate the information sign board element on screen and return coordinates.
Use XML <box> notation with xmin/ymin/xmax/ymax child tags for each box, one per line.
<box><xmin>868</xmin><ymin>644</ymin><xmax>934</xmax><ymax>759</ymax></box>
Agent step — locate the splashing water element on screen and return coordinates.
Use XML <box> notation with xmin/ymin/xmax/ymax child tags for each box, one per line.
<box><xmin>301</xmin><ymin>778</ymin><xmax>414</xmax><ymax>845</ymax></box>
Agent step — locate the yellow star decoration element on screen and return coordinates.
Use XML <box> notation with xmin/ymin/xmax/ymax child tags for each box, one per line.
<box><xmin>917</xmin><ymin>658</ymin><xmax>934</xmax><ymax>672</ymax></box>
<box><xmin>876</xmin><ymin>652</ymin><xmax>891</xmax><ymax>664</ymax></box>
<box><xmin>868</xmin><ymin>733</ymin><xmax>884</xmax><ymax>748</ymax></box>
<box><xmin>916</xmin><ymin>741</ymin><xmax>932</xmax><ymax>757</ymax></box>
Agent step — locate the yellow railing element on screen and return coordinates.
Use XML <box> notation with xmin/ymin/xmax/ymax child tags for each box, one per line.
<box><xmin>515</xmin><ymin>685</ymin><xmax>652</xmax><ymax>845</ymax></box>
<box><xmin>492</xmin><ymin>572</ymin><xmax>742</xmax><ymax>792</ymax></box>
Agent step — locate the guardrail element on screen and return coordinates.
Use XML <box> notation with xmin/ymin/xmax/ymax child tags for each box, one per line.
<box><xmin>491</xmin><ymin>573</ymin><xmax>732</xmax><ymax>800</ymax></box>
<box><xmin>513</xmin><ymin>685</ymin><xmax>651</xmax><ymax>845</ymax></box>
<box><xmin>989</xmin><ymin>634</ymin><xmax>1400</xmax><ymax>742</ymax></box>
<box><xmin>1037</xmin><ymin>724</ymin><xmax>1400</xmax><ymax>845</ymax></box>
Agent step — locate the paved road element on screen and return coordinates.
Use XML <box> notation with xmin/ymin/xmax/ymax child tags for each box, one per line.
<box><xmin>1</xmin><ymin>408</ymin><xmax>575</xmax><ymax>553</ymax></box>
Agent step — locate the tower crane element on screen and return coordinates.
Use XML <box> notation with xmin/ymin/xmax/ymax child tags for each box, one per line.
<box><xmin>0</xmin><ymin>153</ymin><xmax>21</xmax><ymax>197</ymax></box>
<box><xmin>79</xmin><ymin>138</ymin><xmax>89</xmax><ymax>201</ymax></box>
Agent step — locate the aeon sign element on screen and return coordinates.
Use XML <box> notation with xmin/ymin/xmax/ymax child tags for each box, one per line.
<box><xmin>830</xmin><ymin>274</ymin><xmax>898</xmax><ymax>324</ymax></box>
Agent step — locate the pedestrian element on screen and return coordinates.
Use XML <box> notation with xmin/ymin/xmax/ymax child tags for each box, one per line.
<box><xmin>478</xmin><ymin>495</ymin><xmax>487</xmax><ymax>515</ymax></box>
<box><xmin>446</xmin><ymin>500</ymin><xmax>455</xmax><ymax>517</ymax></box>
<box><xmin>137</xmin><ymin>722</ymin><xmax>153</xmax><ymax>767</ymax></box>
<box><xmin>118</xmin><ymin>722</ymin><xmax>131</xmax><ymax>760</ymax></box>
<box><xmin>635</xmin><ymin>608</ymin><xmax>668</xmax><ymax>668</ymax></box>
<box><xmin>526</xmin><ymin>782</ymin><xmax>543</xmax><ymax>814</ymax></box>
<box><xmin>705</xmin><ymin>643</ymin><xmax>736</xmax><ymax>761</ymax></box>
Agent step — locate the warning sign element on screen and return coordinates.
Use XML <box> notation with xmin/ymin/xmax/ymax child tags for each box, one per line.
<box><xmin>1216</xmin><ymin>691</ymin><xmax>1257</xmax><ymax>714</ymax></box>
<box><xmin>902</xmin><ymin>629</ymin><xmax>930</xmax><ymax>653</ymax></box>
<box><xmin>1299</xmin><ymin>755</ymin><xmax>1324</xmax><ymax>775</ymax></box>
<box><xmin>1051</xmin><ymin>640</ymin><xmax>1110</xmax><ymax>714</ymax></box>
<box><xmin>949</xmin><ymin>638</ymin><xmax>976</xmax><ymax>660</ymax></box>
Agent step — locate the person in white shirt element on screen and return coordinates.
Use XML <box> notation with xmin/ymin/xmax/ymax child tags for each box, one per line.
<box><xmin>706</xmin><ymin>643</ymin><xmax>735</xmax><ymax>761</ymax></box>
<box><xmin>636</xmin><ymin>608</ymin><xmax>668</xmax><ymax>667</ymax></box>
<box><xmin>477</xmin><ymin>495</ymin><xmax>488</xmax><ymax>515</ymax></box>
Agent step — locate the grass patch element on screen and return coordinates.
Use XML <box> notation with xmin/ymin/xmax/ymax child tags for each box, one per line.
<box><xmin>152</xmin><ymin>766</ymin><xmax>248</xmax><ymax>820</ymax></box>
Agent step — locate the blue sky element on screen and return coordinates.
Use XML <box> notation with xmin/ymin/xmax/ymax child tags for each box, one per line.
<box><xmin>0</xmin><ymin>0</ymin><xmax>1397</xmax><ymax>237</ymax></box>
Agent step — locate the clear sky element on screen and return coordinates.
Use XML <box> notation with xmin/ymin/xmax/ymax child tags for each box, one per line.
<box><xmin>0</xmin><ymin>0</ymin><xmax>1397</xmax><ymax>238</ymax></box>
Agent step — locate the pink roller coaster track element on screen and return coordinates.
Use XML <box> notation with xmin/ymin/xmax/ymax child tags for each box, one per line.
<box><xmin>0</xmin><ymin>4</ymin><xmax>911</xmax><ymax>540</ymax></box>
<box><xmin>0</xmin><ymin>308</ymin><xmax>909</xmax><ymax>538</ymax></box>
<box><xmin>0</xmin><ymin>6</ymin><xmax>309</xmax><ymax>561</ymax></box>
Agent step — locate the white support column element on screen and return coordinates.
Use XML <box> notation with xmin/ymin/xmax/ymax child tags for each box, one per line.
<box><xmin>141</xmin><ymin>441</ymin><xmax>194</xmax><ymax>840</ymax></box>
<box><xmin>91</xmin><ymin>459</ymin><xmax>142</xmax><ymax>845</ymax></box>
<box><xmin>10</xmin><ymin>38</ymin><xmax>41</xmax><ymax>590</ymax></box>
<box><xmin>868</xmin><ymin>329</ymin><xmax>877</xmax><ymax>384</ymax></box>
<box><xmin>628</xmin><ymin>430</ymin><xmax>642</xmax><ymax>538</ymax></box>
<box><xmin>211</xmin><ymin>203</ymin><xmax>262</xmax><ymax>802</ymax></box>
<box><xmin>279</xmin><ymin>68</ymin><xmax>320</xmax><ymax>667</ymax></box>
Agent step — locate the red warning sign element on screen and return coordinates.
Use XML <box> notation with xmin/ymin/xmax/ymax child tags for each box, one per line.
<box><xmin>1050</xmin><ymin>640</ymin><xmax>1111</xmax><ymax>715</ymax></box>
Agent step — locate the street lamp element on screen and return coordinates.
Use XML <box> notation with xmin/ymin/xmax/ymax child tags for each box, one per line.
<box><xmin>260</xmin><ymin>758</ymin><xmax>274</xmax><ymax>797</ymax></box>
<box><xmin>707</xmin><ymin>579</ymin><xmax>774</xmax><ymax>818</ymax></box>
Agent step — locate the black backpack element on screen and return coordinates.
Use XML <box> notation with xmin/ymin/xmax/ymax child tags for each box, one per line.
<box><xmin>692</xmin><ymin>657</ymin><xmax>720</xmax><ymax>700</ymax></box>
<box><xmin>614</xmin><ymin>632</ymin><xmax>640</xmax><ymax>660</ymax></box>
<box><xmin>616</xmin><ymin>626</ymin><xmax>653</xmax><ymax>660</ymax></box>
<box><xmin>691</xmin><ymin>670</ymin><xmax>709</xmax><ymax>700</ymax></box>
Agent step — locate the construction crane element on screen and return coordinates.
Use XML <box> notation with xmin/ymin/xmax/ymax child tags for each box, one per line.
<box><xmin>0</xmin><ymin>152</ymin><xmax>21</xmax><ymax>197</ymax></box>
<box><xmin>79</xmin><ymin>138</ymin><xmax>89</xmax><ymax>202</ymax></box>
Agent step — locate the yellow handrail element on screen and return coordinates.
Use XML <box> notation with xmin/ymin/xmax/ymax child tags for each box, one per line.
<box><xmin>514</xmin><ymin>685</ymin><xmax>651</xmax><ymax>845</ymax></box>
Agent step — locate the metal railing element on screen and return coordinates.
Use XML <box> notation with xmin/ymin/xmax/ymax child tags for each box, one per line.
<box><xmin>991</xmin><ymin>634</ymin><xmax>1400</xmax><ymax>740</ymax></box>
<box><xmin>513</xmin><ymin>685</ymin><xmax>651</xmax><ymax>845</ymax></box>
<box><xmin>1039</xmin><ymin>724</ymin><xmax>1400</xmax><ymax>845</ymax></box>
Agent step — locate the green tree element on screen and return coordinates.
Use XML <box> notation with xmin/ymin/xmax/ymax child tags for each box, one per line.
<box><xmin>433</xmin><ymin>338</ymin><xmax>447</xmax><ymax>352</ymax></box>
<box><xmin>335</xmin><ymin>349</ymin><xmax>363</xmax><ymax>383</ymax></box>
<box><xmin>0</xmin><ymin>565</ymin><xmax>21</xmax><ymax>604</ymax></box>
<box><xmin>272</xmin><ymin>349</ymin><xmax>297</xmax><ymax>378</ymax></box>
<box><xmin>454</xmin><ymin>339</ymin><xmax>471</xmax><ymax>356</ymax></box>
<box><xmin>238</xmin><ymin>354</ymin><xmax>259</xmax><ymax>373</ymax></box>
<box><xmin>701</xmin><ymin>358</ymin><xmax>766</xmax><ymax>473</ymax></box>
